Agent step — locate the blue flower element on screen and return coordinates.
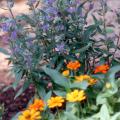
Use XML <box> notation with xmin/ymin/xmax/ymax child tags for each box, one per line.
<box><xmin>1</xmin><ymin>23</ymin><xmax>9</xmax><ymax>32</ymax></box>
<box><xmin>67</xmin><ymin>6</ymin><xmax>76</xmax><ymax>13</ymax></box>
<box><xmin>42</xmin><ymin>24</ymin><xmax>50</xmax><ymax>31</ymax></box>
<box><xmin>45</xmin><ymin>7</ymin><xmax>58</xmax><ymax>15</ymax></box>
<box><xmin>89</xmin><ymin>3</ymin><xmax>94</xmax><ymax>10</ymax></box>
<box><xmin>55</xmin><ymin>42</ymin><xmax>66</xmax><ymax>53</ymax></box>
<box><xmin>11</xmin><ymin>45</ymin><xmax>20</xmax><ymax>55</ymax></box>
<box><xmin>10</xmin><ymin>31</ymin><xmax>17</xmax><ymax>40</ymax></box>
<box><xmin>1</xmin><ymin>20</ymin><xmax>15</xmax><ymax>32</ymax></box>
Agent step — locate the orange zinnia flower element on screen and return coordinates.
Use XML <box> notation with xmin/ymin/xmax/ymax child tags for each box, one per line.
<box><xmin>29</xmin><ymin>99</ymin><xmax>44</xmax><ymax>111</ymax></box>
<box><xmin>75</xmin><ymin>75</ymin><xmax>97</xmax><ymax>86</ymax></box>
<box><xmin>94</xmin><ymin>64</ymin><xmax>109</xmax><ymax>74</ymax></box>
<box><xmin>67</xmin><ymin>61</ymin><xmax>81</xmax><ymax>70</ymax></box>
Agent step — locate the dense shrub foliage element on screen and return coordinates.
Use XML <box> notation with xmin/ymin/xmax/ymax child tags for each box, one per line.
<box><xmin>0</xmin><ymin>0</ymin><xmax>120</xmax><ymax>120</ymax></box>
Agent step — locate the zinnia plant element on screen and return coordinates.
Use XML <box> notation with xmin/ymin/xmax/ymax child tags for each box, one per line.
<box><xmin>18</xmin><ymin>109</ymin><xmax>41</xmax><ymax>120</ymax></box>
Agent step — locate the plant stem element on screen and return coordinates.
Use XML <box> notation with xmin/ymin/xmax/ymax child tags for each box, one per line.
<box><xmin>56</xmin><ymin>107</ymin><xmax>61</xmax><ymax>120</ymax></box>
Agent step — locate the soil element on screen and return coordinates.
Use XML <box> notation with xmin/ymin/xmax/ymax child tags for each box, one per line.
<box><xmin>0</xmin><ymin>85</ymin><xmax>35</xmax><ymax>120</ymax></box>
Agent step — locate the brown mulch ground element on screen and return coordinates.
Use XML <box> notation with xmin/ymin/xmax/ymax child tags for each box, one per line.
<box><xmin>0</xmin><ymin>85</ymin><xmax>35</xmax><ymax>120</ymax></box>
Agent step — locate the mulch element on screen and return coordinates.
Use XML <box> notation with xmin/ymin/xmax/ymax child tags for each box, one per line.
<box><xmin>0</xmin><ymin>85</ymin><xmax>35</xmax><ymax>120</ymax></box>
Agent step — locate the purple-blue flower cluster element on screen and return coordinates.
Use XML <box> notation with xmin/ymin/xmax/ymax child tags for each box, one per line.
<box><xmin>55</xmin><ymin>42</ymin><xmax>66</xmax><ymax>54</ymax></box>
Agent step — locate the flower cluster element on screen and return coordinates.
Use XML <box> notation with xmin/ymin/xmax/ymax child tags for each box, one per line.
<box><xmin>62</xmin><ymin>70</ymin><xmax>70</xmax><ymax>77</ymax></box>
<box><xmin>18</xmin><ymin>109</ymin><xmax>41</xmax><ymax>120</ymax></box>
<box><xmin>18</xmin><ymin>99</ymin><xmax>44</xmax><ymax>120</ymax></box>
<box><xmin>66</xmin><ymin>89</ymin><xmax>86</xmax><ymax>102</ymax></box>
<box><xmin>94</xmin><ymin>64</ymin><xmax>110</xmax><ymax>74</ymax></box>
<box><xmin>75</xmin><ymin>75</ymin><xmax>97</xmax><ymax>85</ymax></box>
<box><xmin>67</xmin><ymin>61</ymin><xmax>81</xmax><ymax>70</ymax></box>
<box><xmin>47</xmin><ymin>96</ymin><xmax>64</xmax><ymax>108</ymax></box>
<box><xmin>28</xmin><ymin>99</ymin><xmax>44</xmax><ymax>111</ymax></box>
<box><xmin>18</xmin><ymin>89</ymin><xmax>87</xmax><ymax>119</ymax></box>
<box><xmin>62</xmin><ymin>61</ymin><xmax>97</xmax><ymax>86</ymax></box>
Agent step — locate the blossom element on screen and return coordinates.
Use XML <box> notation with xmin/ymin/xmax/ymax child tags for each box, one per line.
<box><xmin>1</xmin><ymin>20</ymin><xmax>15</xmax><ymax>32</ymax></box>
<box><xmin>75</xmin><ymin>75</ymin><xmax>97</xmax><ymax>85</ymax></box>
<box><xmin>45</xmin><ymin>7</ymin><xmax>58</xmax><ymax>15</ymax></box>
<box><xmin>88</xmin><ymin>78</ymin><xmax>97</xmax><ymax>86</ymax></box>
<box><xmin>18</xmin><ymin>109</ymin><xmax>41</xmax><ymax>120</ymax></box>
<box><xmin>29</xmin><ymin>99</ymin><xmax>44</xmax><ymax>111</ymax></box>
<box><xmin>10</xmin><ymin>30</ymin><xmax>17</xmax><ymax>40</ymax></box>
<box><xmin>75</xmin><ymin>75</ymin><xmax>91</xmax><ymax>82</ymax></box>
<box><xmin>42</xmin><ymin>23</ymin><xmax>50</xmax><ymax>31</ymax></box>
<box><xmin>47</xmin><ymin>96</ymin><xmax>64</xmax><ymax>108</ymax></box>
<box><xmin>67</xmin><ymin>6</ymin><xmax>76</xmax><ymax>13</ymax></box>
<box><xmin>55</xmin><ymin>42</ymin><xmax>65</xmax><ymax>53</ymax></box>
<box><xmin>89</xmin><ymin>3</ymin><xmax>94</xmax><ymax>10</ymax></box>
<box><xmin>66</xmin><ymin>89</ymin><xmax>86</xmax><ymax>102</ymax></box>
<box><xmin>1</xmin><ymin>23</ymin><xmax>9</xmax><ymax>32</ymax></box>
<box><xmin>62</xmin><ymin>70</ymin><xmax>70</xmax><ymax>77</ymax></box>
<box><xmin>94</xmin><ymin>64</ymin><xmax>110</xmax><ymax>74</ymax></box>
<box><xmin>67</xmin><ymin>61</ymin><xmax>81</xmax><ymax>70</ymax></box>
<box><xmin>105</xmin><ymin>82</ymin><xmax>112</xmax><ymax>89</ymax></box>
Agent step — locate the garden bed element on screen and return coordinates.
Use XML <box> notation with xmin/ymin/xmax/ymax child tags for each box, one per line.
<box><xmin>0</xmin><ymin>85</ymin><xmax>35</xmax><ymax>120</ymax></box>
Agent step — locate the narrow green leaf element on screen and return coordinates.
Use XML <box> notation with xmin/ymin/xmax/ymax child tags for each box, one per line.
<box><xmin>70</xmin><ymin>81</ymin><xmax>88</xmax><ymax>90</ymax></box>
<box><xmin>53</xmin><ymin>90</ymin><xmax>66</xmax><ymax>97</ymax></box>
<box><xmin>14</xmin><ymin>80</ymin><xmax>30</xmax><ymax>99</ymax></box>
<box><xmin>44</xmin><ymin>91</ymin><xmax>52</xmax><ymax>103</ymax></box>
<box><xmin>99</xmin><ymin>104</ymin><xmax>110</xmax><ymax>120</ymax></box>
<box><xmin>42</xmin><ymin>66</ymin><xmax>70</xmax><ymax>91</ymax></box>
<box><xmin>73</xmin><ymin>43</ymin><xmax>92</xmax><ymax>53</ymax></box>
<box><xmin>64</xmin><ymin>112</ymin><xmax>80</xmax><ymax>120</ymax></box>
<box><xmin>0</xmin><ymin>48</ymin><xmax>10</xmax><ymax>55</ymax></box>
<box><xmin>11</xmin><ymin>112</ymin><xmax>21</xmax><ymax>120</ymax></box>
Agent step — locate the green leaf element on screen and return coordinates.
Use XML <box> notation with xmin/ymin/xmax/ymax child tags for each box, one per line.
<box><xmin>106</xmin><ymin>28</ymin><xmax>114</xmax><ymax>33</ymax></box>
<box><xmin>44</xmin><ymin>91</ymin><xmax>52</xmax><ymax>110</ymax></box>
<box><xmin>99</xmin><ymin>104</ymin><xmax>110</xmax><ymax>120</ymax></box>
<box><xmin>66</xmin><ymin>102</ymin><xmax>78</xmax><ymax>115</ymax></box>
<box><xmin>12</xmin><ymin>70</ymin><xmax>23</xmax><ymax>89</ymax></box>
<box><xmin>36</xmin><ymin>84</ymin><xmax>46</xmax><ymax>99</ymax></box>
<box><xmin>42</xmin><ymin>66</ymin><xmax>70</xmax><ymax>91</ymax></box>
<box><xmin>0</xmin><ymin>48</ymin><xmax>10</xmax><ymax>55</ymax></box>
<box><xmin>14</xmin><ymin>80</ymin><xmax>31</xmax><ymax>99</ymax></box>
<box><xmin>44</xmin><ymin>91</ymin><xmax>52</xmax><ymax>103</ymax></box>
<box><xmin>2</xmin><ymin>85</ymin><xmax>12</xmax><ymax>92</ymax></box>
<box><xmin>53</xmin><ymin>90</ymin><xmax>66</xmax><ymax>97</ymax></box>
<box><xmin>105</xmin><ymin>65</ymin><xmax>120</xmax><ymax>94</ymax></box>
<box><xmin>11</xmin><ymin>112</ymin><xmax>21</xmax><ymax>120</ymax></box>
<box><xmin>111</xmin><ymin>112</ymin><xmax>120</xmax><ymax>120</ymax></box>
<box><xmin>70</xmin><ymin>81</ymin><xmax>88</xmax><ymax>90</ymax></box>
<box><xmin>73</xmin><ymin>43</ymin><xmax>92</xmax><ymax>53</ymax></box>
<box><xmin>64</xmin><ymin>112</ymin><xmax>80</xmax><ymax>120</ymax></box>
